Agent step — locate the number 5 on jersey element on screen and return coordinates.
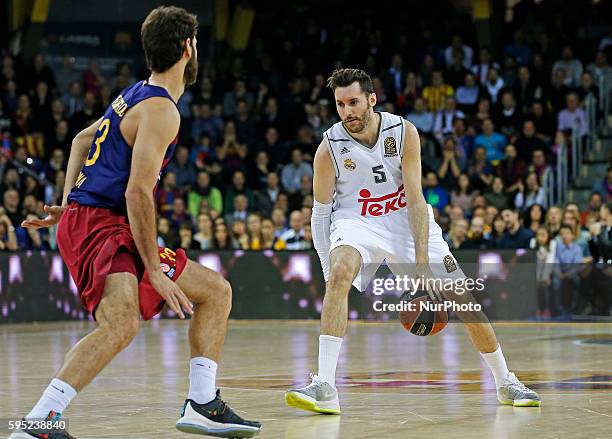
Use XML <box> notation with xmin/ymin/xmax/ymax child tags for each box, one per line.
<box><xmin>372</xmin><ymin>165</ymin><xmax>387</xmax><ymax>184</ymax></box>
<box><xmin>86</xmin><ymin>118</ymin><xmax>110</xmax><ymax>166</ymax></box>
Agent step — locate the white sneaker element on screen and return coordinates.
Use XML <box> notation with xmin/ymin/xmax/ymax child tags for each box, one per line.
<box><xmin>497</xmin><ymin>372</ymin><xmax>542</xmax><ymax>407</ymax></box>
<box><xmin>285</xmin><ymin>374</ymin><xmax>341</xmax><ymax>415</ymax></box>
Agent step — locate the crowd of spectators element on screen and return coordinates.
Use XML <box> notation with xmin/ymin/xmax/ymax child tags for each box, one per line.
<box><xmin>0</xmin><ymin>6</ymin><xmax>610</xmax><ymax>316</ymax></box>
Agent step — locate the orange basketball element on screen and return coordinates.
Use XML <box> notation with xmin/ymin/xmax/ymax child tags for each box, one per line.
<box><xmin>398</xmin><ymin>290</ymin><xmax>448</xmax><ymax>336</ymax></box>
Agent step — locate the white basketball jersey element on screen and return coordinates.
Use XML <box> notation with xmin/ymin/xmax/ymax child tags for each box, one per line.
<box><xmin>324</xmin><ymin>112</ymin><xmax>408</xmax><ymax>227</ymax></box>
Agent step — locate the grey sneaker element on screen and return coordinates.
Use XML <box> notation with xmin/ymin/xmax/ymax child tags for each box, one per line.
<box><xmin>497</xmin><ymin>372</ymin><xmax>542</xmax><ymax>407</ymax></box>
<box><xmin>285</xmin><ymin>374</ymin><xmax>341</xmax><ymax>414</ymax></box>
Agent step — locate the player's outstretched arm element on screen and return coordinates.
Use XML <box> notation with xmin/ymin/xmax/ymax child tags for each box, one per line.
<box><xmin>401</xmin><ymin>121</ymin><xmax>441</xmax><ymax>301</ymax></box>
<box><xmin>22</xmin><ymin>117</ymin><xmax>103</xmax><ymax>229</ymax></box>
<box><xmin>311</xmin><ymin>138</ymin><xmax>336</xmax><ymax>281</ymax></box>
<box><xmin>125</xmin><ymin>98</ymin><xmax>193</xmax><ymax>319</ymax></box>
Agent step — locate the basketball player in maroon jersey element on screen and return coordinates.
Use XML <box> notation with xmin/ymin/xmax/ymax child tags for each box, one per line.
<box><xmin>13</xmin><ymin>7</ymin><xmax>261</xmax><ymax>438</ymax></box>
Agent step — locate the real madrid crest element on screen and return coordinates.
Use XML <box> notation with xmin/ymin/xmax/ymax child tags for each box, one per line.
<box><xmin>344</xmin><ymin>158</ymin><xmax>356</xmax><ymax>171</ymax></box>
<box><xmin>384</xmin><ymin>137</ymin><xmax>398</xmax><ymax>157</ymax></box>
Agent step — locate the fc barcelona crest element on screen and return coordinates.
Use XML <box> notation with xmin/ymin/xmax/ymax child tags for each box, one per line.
<box><xmin>344</xmin><ymin>158</ymin><xmax>357</xmax><ymax>171</ymax></box>
<box><xmin>384</xmin><ymin>137</ymin><xmax>398</xmax><ymax>157</ymax></box>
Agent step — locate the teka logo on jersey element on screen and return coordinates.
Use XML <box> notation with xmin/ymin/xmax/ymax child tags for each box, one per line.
<box><xmin>358</xmin><ymin>185</ymin><xmax>407</xmax><ymax>216</ymax></box>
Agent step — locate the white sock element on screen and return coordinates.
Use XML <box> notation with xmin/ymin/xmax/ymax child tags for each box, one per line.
<box><xmin>26</xmin><ymin>378</ymin><xmax>77</xmax><ymax>419</ymax></box>
<box><xmin>317</xmin><ymin>334</ymin><xmax>343</xmax><ymax>387</ymax></box>
<box><xmin>188</xmin><ymin>357</ymin><xmax>218</xmax><ymax>404</ymax></box>
<box><xmin>480</xmin><ymin>345</ymin><xmax>510</xmax><ymax>388</ymax></box>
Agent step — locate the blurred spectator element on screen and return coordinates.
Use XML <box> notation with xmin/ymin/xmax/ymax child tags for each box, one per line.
<box><xmin>463</xmin><ymin>216</ymin><xmax>488</xmax><ymax>249</ymax></box>
<box><xmin>261</xmin><ymin>217</ymin><xmax>286</xmax><ymax>250</ymax></box>
<box><xmin>499</xmin><ymin>208</ymin><xmax>534</xmax><ymax>249</ymax></box>
<box><xmin>191</xmin><ymin>103</ymin><xmax>223</xmax><ymax>145</ymax></box>
<box><xmin>280</xmin><ymin>210</ymin><xmax>308</xmax><ymax>250</ymax></box>
<box><xmin>472</xmin><ymin>47</ymin><xmax>500</xmax><ymax>85</ymax></box>
<box><xmin>546</xmin><ymin>206</ymin><xmax>563</xmax><ymax>238</ymax></box>
<box><xmin>495</xmin><ymin>144</ymin><xmax>525</xmax><ymax>191</ymax></box>
<box><xmin>251</xmin><ymin>150</ymin><xmax>272</xmax><ymax>190</ymax></box>
<box><xmin>444</xmin><ymin>34</ymin><xmax>473</xmax><ymax>69</ymax></box>
<box><xmin>576</xmin><ymin>71</ymin><xmax>599</xmax><ymax>102</ymax></box>
<box><xmin>156</xmin><ymin>172</ymin><xmax>181</xmax><ymax>215</ymax></box>
<box><xmin>581</xmin><ymin>192</ymin><xmax>603</xmax><ymax>225</ymax></box>
<box><xmin>255</xmin><ymin>172</ymin><xmax>282</xmax><ymax>217</ymax></box>
<box><xmin>450</xmin><ymin>174</ymin><xmax>477</xmax><ymax>214</ymax></box>
<box><xmin>167</xmin><ymin>197</ymin><xmax>192</xmax><ymax>231</ymax></box>
<box><xmin>551</xmin><ymin>45</ymin><xmax>583</xmax><ymax>88</ymax></box>
<box><xmin>533</xmin><ymin>226</ymin><xmax>556</xmax><ymax>319</ymax></box>
<box><xmin>193</xmin><ymin>213</ymin><xmax>213</xmax><ymax>250</ymax></box>
<box><xmin>435</xmin><ymin>136</ymin><xmax>464</xmax><ymax>188</ymax></box>
<box><xmin>557</xmin><ymin>92</ymin><xmax>588</xmax><ymax>137</ymax></box>
<box><xmin>591</xmin><ymin>166</ymin><xmax>612</xmax><ymax>201</ymax></box>
<box><xmin>433</xmin><ymin>97</ymin><xmax>464</xmax><ymax>141</ymax></box>
<box><xmin>446</xmin><ymin>218</ymin><xmax>468</xmax><ymax>249</ymax></box>
<box><xmin>157</xmin><ymin>217</ymin><xmax>177</xmax><ymax>248</ymax></box>
<box><xmin>525</xmin><ymin>203</ymin><xmax>546</xmax><ymax>235</ymax></box>
<box><xmin>405</xmin><ymin>97</ymin><xmax>433</xmax><ymax>133</ymax></box>
<box><xmin>61</xmin><ymin>81</ymin><xmax>84</xmax><ymax>117</ymax></box>
<box><xmin>166</xmin><ymin>145</ymin><xmax>197</xmax><ymax>189</ymax></box>
<box><xmin>246</xmin><ymin>213</ymin><xmax>263</xmax><ymax>250</ymax></box>
<box><xmin>586</xmin><ymin>51</ymin><xmax>611</xmax><ymax>83</ymax></box>
<box><xmin>455</xmin><ymin>73</ymin><xmax>480</xmax><ymax>114</ymax></box>
<box><xmin>484</xmin><ymin>176</ymin><xmax>510</xmax><ymax>211</ymax></box>
<box><xmin>231</xmin><ymin>219</ymin><xmax>249</xmax><ymax>249</ymax></box>
<box><xmin>212</xmin><ymin>222</ymin><xmax>231</xmax><ymax>249</ymax></box>
<box><xmin>505</xmin><ymin>30</ymin><xmax>533</xmax><ymax>66</ymax></box>
<box><xmin>423</xmin><ymin>171</ymin><xmax>449</xmax><ymax>211</ymax></box>
<box><xmin>514</xmin><ymin>66</ymin><xmax>540</xmax><ymax>112</ymax></box>
<box><xmin>553</xmin><ymin>224</ymin><xmax>583</xmax><ymax>316</ymax></box>
<box><xmin>515</xmin><ymin>172</ymin><xmax>547</xmax><ymax>211</ymax></box>
<box><xmin>495</xmin><ymin>91</ymin><xmax>522</xmax><ymax>138</ymax></box>
<box><xmin>528</xmin><ymin>100</ymin><xmax>556</xmax><ymax>139</ymax></box>
<box><xmin>187</xmin><ymin>171</ymin><xmax>223</xmax><ymax>220</ymax></box>
<box><xmin>560</xmin><ymin>208</ymin><xmax>590</xmax><ymax>258</ymax></box>
<box><xmin>179</xmin><ymin>223</ymin><xmax>200</xmax><ymax>250</ymax></box>
<box><xmin>588</xmin><ymin>202</ymin><xmax>612</xmax><ymax>264</ymax></box>
<box><xmin>446</xmin><ymin>50</ymin><xmax>471</xmax><ymax>88</ymax></box>
<box><xmin>289</xmin><ymin>174</ymin><xmax>312</xmax><ymax>212</ymax></box>
<box><xmin>55</xmin><ymin>55</ymin><xmax>80</xmax><ymax>95</ymax></box>
<box><xmin>281</xmin><ymin>149</ymin><xmax>313</xmax><ymax>194</ymax></box>
<box><xmin>422</xmin><ymin>71</ymin><xmax>454</xmax><ymax>112</ymax></box>
<box><xmin>527</xmin><ymin>149</ymin><xmax>551</xmax><ymax>183</ymax></box>
<box><xmin>489</xmin><ymin>214</ymin><xmax>507</xmax><ymax>248</ymax></box>
<box><xmin>474</xmin><ymin>118</ymin><xmax>506</xmax><ymax>162</ymax></box>
<box><xmin>224</xmin><ymin>170</ymin><xmax>255</xmax><ymax>213</ymax></box>
<box><xmin>82</xmin><ymin>59</ymin><xmax>106</xmax><ymax>96</ymax></box>
<box><xmin>224</xmin><ymin>194</ymin><xmax>250</xmax><ymax>226</ymax></box>
<box><xmin>217</xmin><ymin>121</ymin><xmax>249</xmax><ymax>177</ymax></box>
<box><xmin>272</xmin><ymin>208</ymin><xmax>287</xmax><ymax>237</ymax></box>
<box><xmin>485</xmin><ymin>68</ymin><xmax>504</xmax><ymax>104</ymax></box>
<box><xmin>223</xmin><ymin>80</ymin><xmax>253</xmax><ymax>118</ymax></box>
<box><xmin>0</xmin><ymin>210</ymin><xmax>18</xmax><ymax>251</ymax></box>
<box><xmin>466</xmin><ymin>146</ymin><xmax>494</xmax><ymax>192</ymax></box>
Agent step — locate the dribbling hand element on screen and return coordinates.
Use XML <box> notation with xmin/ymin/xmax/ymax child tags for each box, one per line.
<box><xmin>148</xmin><ymin>270</ymin><xmax>194</xmax><ymax>319</ymax></box>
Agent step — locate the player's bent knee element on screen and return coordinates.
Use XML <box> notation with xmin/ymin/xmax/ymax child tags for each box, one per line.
<box><xmin>100</xmin><ymin>317</ymin><xmax>139</xmax><ymax>351</ymax></box>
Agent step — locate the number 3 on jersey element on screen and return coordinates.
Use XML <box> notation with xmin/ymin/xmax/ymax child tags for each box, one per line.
<box><xmin>85</xmin><ymin>118</ymin><xmax>110</xmax><ymax>166</ymax></box>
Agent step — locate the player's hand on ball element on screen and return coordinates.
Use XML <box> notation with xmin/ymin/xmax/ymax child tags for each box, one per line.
<box><xmin>21</xmin><ymin>204</ymin><xmax>66</xmax><ymax>229</ymax></box>
<box><xmin>149</xmin><ymin>270</ymin><xmax>194</xmax><ymax>319</ymax></box>
<box><xmin>414</xmin><ymin>263</ymin><xmax>443</xmax><ymax>303</ymax></box>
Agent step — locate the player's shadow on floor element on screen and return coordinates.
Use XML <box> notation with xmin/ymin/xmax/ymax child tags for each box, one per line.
<box><xmin>283</xmin><ymin>415</ymin><xmax>341</xmax><ymax>439</ymax></box>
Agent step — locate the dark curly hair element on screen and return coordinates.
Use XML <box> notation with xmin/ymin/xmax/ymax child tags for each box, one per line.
<box><xmin>141</xmin><ymin>6</ymin><xmax>198</xmax><ymax>73</ymax></box>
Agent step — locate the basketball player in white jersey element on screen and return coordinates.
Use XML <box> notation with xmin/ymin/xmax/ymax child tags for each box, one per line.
<box><xmin>285</xmin><ymin>68</ymin><xmax>540</xmax><ymax>414</ymax></box>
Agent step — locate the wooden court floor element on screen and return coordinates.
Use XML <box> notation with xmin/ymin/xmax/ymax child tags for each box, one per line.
<box><xmin>1</xmin><ymin>320</ymin><xmax>611</xmax><ymax>439</ymax></box>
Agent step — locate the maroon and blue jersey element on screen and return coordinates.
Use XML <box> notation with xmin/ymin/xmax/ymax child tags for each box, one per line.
<box><xmin>68</xmin><ymin>81</ymin><xmax>179</xmax><ymax>212</ymax></box>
